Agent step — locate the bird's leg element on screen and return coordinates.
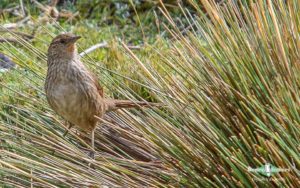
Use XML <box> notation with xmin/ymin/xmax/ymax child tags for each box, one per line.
<box><xmin>63</xmin><ymin>121</ymin><xmax>74</xmax><ymax>137</ymax></box>
<box><xmin>89</xmin><ymin>129</ymin><xmax>95</xmax><ymax>159</ymax></box>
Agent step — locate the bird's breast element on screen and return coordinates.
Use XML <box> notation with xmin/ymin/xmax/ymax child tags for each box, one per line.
<box><xmin>47</xmin><ymin>78</ymin><xmax>83</xmax><ymax>115</ymax></box>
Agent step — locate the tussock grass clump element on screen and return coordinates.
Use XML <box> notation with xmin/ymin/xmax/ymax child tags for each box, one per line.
<box><xmin>0</xmin><ymin>0</ymin><xmax>299</xmax><ymax>187</ymax></box>
<box><xmin>144</xmin><ymin>0</ymin><xmax>299</xmax><ymax>186</ymax></box>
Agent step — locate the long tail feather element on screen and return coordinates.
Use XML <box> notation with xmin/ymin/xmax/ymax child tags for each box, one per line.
<box><xmin>105</xmin><ymin>99</ymin><xmax>162</xmax><ymax>111</ymax></box>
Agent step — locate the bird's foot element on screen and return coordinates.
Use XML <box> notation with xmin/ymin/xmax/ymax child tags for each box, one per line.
<box><xmin>62</xmin><ymin>122</ymin><xmax>74</xmax><ymax>137</ymax></box>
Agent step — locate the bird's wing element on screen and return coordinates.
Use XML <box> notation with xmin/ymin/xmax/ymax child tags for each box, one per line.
<box><xmin>91</xmin><ymin>72</ymin><xmax>104</xmax><ymax>97</ymax></box>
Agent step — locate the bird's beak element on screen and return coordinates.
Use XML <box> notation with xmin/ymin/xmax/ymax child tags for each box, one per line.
<box><xmin>68</xmin><ymin>36</ymin><xmax>81</xmax><ymax>44</ymax></box>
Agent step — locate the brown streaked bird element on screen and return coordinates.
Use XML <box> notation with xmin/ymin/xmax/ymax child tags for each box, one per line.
<box><xmin>45</xmin><ymin>33</ymin><xmax>158</xmax><ymax>157</ymax></box>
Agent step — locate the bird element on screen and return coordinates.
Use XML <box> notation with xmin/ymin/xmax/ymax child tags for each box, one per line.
<box><xmin>45</xmin><ymin>33</ymin><xmax>159</xmax><ymax>158</ymax></box>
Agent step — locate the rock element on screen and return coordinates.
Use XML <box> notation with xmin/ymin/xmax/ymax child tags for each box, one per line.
<box><xmin>0</xmin><ymin>53</ymin><xmax>16</xmax><ymax>72</ymax></box>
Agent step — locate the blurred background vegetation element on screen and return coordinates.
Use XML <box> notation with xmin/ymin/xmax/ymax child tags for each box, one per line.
<box><xmin>0</xmin><ymin>0</ymin><xmax>299</xmax><ymax>187</ymax></box>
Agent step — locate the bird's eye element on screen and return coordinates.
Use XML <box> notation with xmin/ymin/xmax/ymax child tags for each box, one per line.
<box><xmin>60</xmin><ymin>39</ymin><xmax>66</xmax><ymax>44</ymax></box>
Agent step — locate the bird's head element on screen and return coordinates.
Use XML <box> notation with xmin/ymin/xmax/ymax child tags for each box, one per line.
<box><xmin>48</xmin><ymin>33</ymin><xmax>81</xmax><ymax>61</ymax></box>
